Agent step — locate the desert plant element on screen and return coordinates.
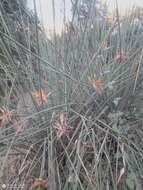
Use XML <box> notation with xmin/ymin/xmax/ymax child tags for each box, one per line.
<box><xmin>0</xmin><ymin>1</ymin><xmax>143</xmax><ymax>190</ymax></box>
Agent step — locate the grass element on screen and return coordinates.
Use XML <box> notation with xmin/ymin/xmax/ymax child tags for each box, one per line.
<box><xmin>0</xmin><ymin>0</ymin><xmax>143</xmax><ymax>190</ymax></box>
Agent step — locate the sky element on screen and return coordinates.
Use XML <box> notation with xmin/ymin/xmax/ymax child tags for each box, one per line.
<box><xmin>28</xmin><ymin>0</ymin><xmax>143</xmax><ymax>35</ymax></box>
<box><xmin>28</xmin><ymin>0</ymin><xmax>71</xmax><ymax>35</ymax></box>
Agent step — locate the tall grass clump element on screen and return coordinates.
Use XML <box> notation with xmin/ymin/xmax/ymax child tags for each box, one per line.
<box><xmin>0</xmin><ymin>0</ymin><xmax>143</xmax><ymax>189</ymax></box>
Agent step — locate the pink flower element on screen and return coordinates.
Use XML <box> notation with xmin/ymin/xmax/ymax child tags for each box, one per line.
<box><xmin>53</xmin><ymin>113</ymin><xmax>71</xmax><ymax>139</ymax></box>
<box><xmin>0</xmin><ymin>106</ymin><xmax>12</xmax><ymax>124</ymax></box>
<box><xmin>33</xmin><ymin>88</ymin><xmax>51</xmax><ymax>105</ymax></box>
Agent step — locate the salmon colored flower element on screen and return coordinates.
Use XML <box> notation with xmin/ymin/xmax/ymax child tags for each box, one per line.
<box><xmin>115</xmin><ymin>51</ymin><xmax>126</xmax><ymax>61</ymax></box>
<box><xmin>0</xmin><ymin>106</ymin><xmax>12</xmax><ymax>124</ymax></box>
<box><xmin>88</xmin><ymin>75</ymin><xmax>102</xmax><ymax>90</ymax></box>
<box><xmin>32</xmin><ymin>178</ymin><xmax>48</xmax><ymax>188</ymax></box>
<box><xmin>53</xmin><ymin>113</ymin><xmax>71</xmax><ymax>139</ymax></box>
<box><xmin>33</xmin><ymin>88</ymin><xmax>51</xmax><ymax>105</ymax></box>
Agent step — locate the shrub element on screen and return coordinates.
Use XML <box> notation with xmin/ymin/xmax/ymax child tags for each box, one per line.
<box><xmin>0</xmin><ymin>1</ymin><xmax>143</xmax><ymax>189</ymax></box>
